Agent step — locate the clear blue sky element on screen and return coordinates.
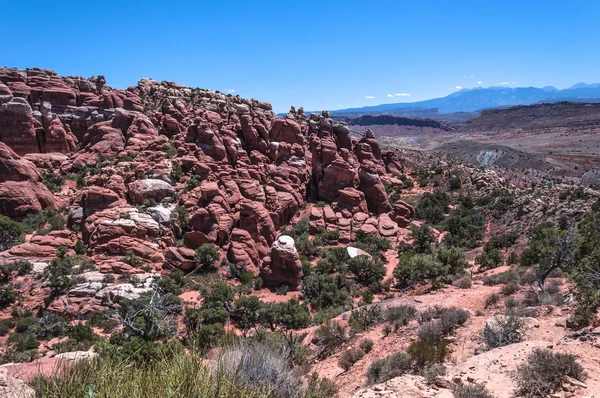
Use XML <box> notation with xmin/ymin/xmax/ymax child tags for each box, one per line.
<box><xmin>2</xmin><ymin>0</ymin><xmax>599</xmax><ymax>112</ymax></box>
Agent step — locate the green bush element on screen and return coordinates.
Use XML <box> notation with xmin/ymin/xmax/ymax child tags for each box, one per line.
<box><xmin>404</xmin><ymin>224</ymin><xmax>435</xmax><ymax>254</ymax></box>
<box><xmin>0</xmin><ymin>285</ymin><xmax>17</xmax><ymax>309</ymax></box>
<box><xmin>394</xmin><ymin>251</ymin><xmax>465</xmax><ymax>290</ymax></box>
<box><xmin>0</xmin><ymin>215</ymin><xmax>25</xmax><ymax>251</ymax></box>
<box><xmin>448</xmin><ymin>176</ymin><xmax>462</xmax><ymax>191</ymax></box>
<box><xmin>41</xmin><ymin>172</ymin><xmax>65</xmax><ymax>193</ymax></box>
<box><xmin>347</xmin><ymin>255</ymin><xmax>385</xmax><ymax>287</ymax></box>
<box><xmin>338</xmin><ymin>348</ymin><xmax>365</xmax><ymax>371</ymax></box>
<box><xmin>453</xmin><ymin>384</ymin><xmax>496</xmax><ymax>398</ymax></box>
<box><xmin>482</xmin><ymin>313</ymin><xmax>526</xmax><ymax>349</ymax></box>
<box><xmin>230</xmin><ymin>296</ymin><xmax>262</xmax><ymax>335</ymax></box>
<box><xmin>302</xmin><ymin>274</ymin><xmax>349</xmax><ymax>310</ymax></box>
<box><xmin>313</xmin><ymin>321</ymin><xmax>347</xmax><ymax>359</ymax></box>
<box><xmin>385</xmin><ymin>304</ymin><xmax>417</xmax><ymax>327</ymax></box>
<box><xmin>475</xmin><ymin>248</ymin><xmax>503</xmax><ymax>270</ymax></box>
<box><xmin>443</xmin><ymin>206</ymin><xmax>486</xmax><ymax>249</ymax></box>
<box><xmin>348</xmin><ymin>306</ymin><xmax>383</xmax><ymax>333</ymax></box>
<box><xmin>353</xmin><ymin>231</ymin><xmax>391</xmax><ymax>259</ymax></box>
<box><xmin>7</xmin><ymin>332</ymin><xmax>39</xmax><ymax>352</ymax></box>
<box><xmin>415</xmin><ymin>192</ymin><xmax>450</xmax><ymax>224</ymax></box>
<box><xmin>194</xmin><ymin>244</ymin><xmax>220</xmax><ymax>271</ymax></box>
<box><xmin>516</xmin><ymin>348</ymin><xmax>585</xmax><ymax>397</ymax></box>
<box><xmin>366</xmin><ymin>351</ymin><xmax>412</xmax><ymax>384</ymax></box>
<box><xmin>408</xmin><ymin>336</ymin><xmax>447</xmax><ymax>370</ymax></box>
<box><xmin>359</xmin><ymin>338</ymin><xmax>374</xmax><ymax>353</ymax></box>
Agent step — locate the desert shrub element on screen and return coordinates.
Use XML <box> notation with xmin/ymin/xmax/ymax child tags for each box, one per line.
<box><xmin>192</xmin><ymin>323</ymin><xmax>226</xmax><ymax>353</ymax></box>
<box><xmin>404</xmin><ymin>224</ymin><xmax>436</xmax><ymax>254</ymax></box>
<box><xmin>385</xmin><ymin>304</ymin><xmax>417</xmax><ymax>327</ymax></box>
<box><xmin>516</xmin><ymin>348</ymin><xmax>585</xmax><ymax>397</ymax></box>
<box><xmin>44</xmin><ymin>255</ymin><xmax>76</xmax><ymax>302</ymax></box>
<box><xmin>453</xmin><ymin>275</ymin><xmax>472</xmax><ymax>289</ymax></box>
<box><xmin>288</xmin><ymin>217</ymin><xmax>309</xmax><ymax>238</ymax></box>
<box><xmin>348</xmin><ymin>306</ymin><xmax>383</xmax><ymax>333</ymax></box>
<box><xmin>482</xmin><ymin>270</ymin><xmax>518</xmax><ymax>286</ymax></box>
<box><xmin>408</xmin><ymin>335</ymin><xmax>447</xmax><ymax>370</ymax></box>
<box><xmin>314</xmin><ymin>247</ymin><xmax>349</xmax><ymax>275</ymax></box>
<box><xmin>443</xmin><ymin>206</ymin><xmax>486</xmax><ymax>249</ymax></box>
<box><xmin>41</xmin><ymin>172</ymin><xmax>65</xmax><ymax>193</ymax></box>
<box><xmin>302</xmin><ymin>274</ymin><xmax>349</xmax><ymax>310</ymax></box>
<box><xmin>295</xmin><ymin>235</ymin><xmax>322</xmax><ymax>259</ymax></box>
<box><xmin>86</xmin><ymin>310</ymin><xmax>119</xmax><ymax>333</ymax></box>
<box><xmin>0</xmin><ymin>215</ymin><xmax>25</xmax><ymax>251</ymax></box>
<box><xmin>438</xmin><ymin>307</ymin><xmax>470</xmax><ymax>333</ymax></box>
<box><xmin>0</xmin><ymin>285</ymin><xmax>17</xmax><ymax>309</ymax></box>
<box><xmin>477</xmin><ymin>189</ymin><xmax>514</xmax><ymax>214</ymax></box>
<box><xmin>186</xmin><ymin>175</ymin><xmax>201</xmax><ymax>191</ymax></box>
<box><xmin>453</xmin><ymin>384</ymin><xmax>496</xmax><ymax>398</ymax></box>
<box><xmin>347</xmin><ymin>255</ymin><xmax>385</xmax><ymax>287</ymax></box>
<box><xmin>316</xmin><ymin>228</ymin><xmax>340</xmax><ymax>244</ymax></box>
<box><xmin>359</xmin><ymin>338</ymin><xmax>374</xmax><ymax>353</ymax></box>
<box><xmin>366</xmin><ymin>351</ymin><xmax>412</xmax><ymax>385</ymax></box>
<box><xmin>415</xmin><ymin>192</ymin><xmax>450</xmax><ymax>224</ymax></box>
<box><xmin>448</xmin><ymin>176</ymin><xmax>462</xmax><ymax>190</ymax></box>
<box><xmin>520</xmin><ymin>223</ymin><xmax>574</xmax><ymax>291</ymax></box>
<box><xmin>338</xmin><ymin>348</ymin><xmax>365</xmax><ymax>371</ymax></box>
<box><xmin>394</xmin><ymin>251</ymin><xmax>465</xmax><ymax>290</ymax></box>
<box><xmin>313</xmin><ymin>321</ymin><xmax>347</xmax><ymax>359</ymax></box>
<box><xmin>423</xmin><ymin>363</ymin><xmax>446</xmax><ymax>385</ymax></box>
<box><xmin>484</xmin><ymin>232</ymin><xmax>518</xmax><ymax>251</ymax></box>
<box><xmin>173</xmin><ymin>205</ymin><xmax>189</xmax><ymax>235</ymax></box>
<box><xmin>114</xmin><ymin>289</ymin><xmax>183</xmax><ymax>341</ymax></box>
<box><xmin>521</xmin><ymin>290</ymin><xmax>563</xmax><ymax>307</ymax></box>
<box><xmin>500</xmin><ymin>281</ymin><xmax>519</xmax><ymax>296</ymax></box>
<box><xmin>475</xmin><ymin>248</ymin><xmax>503</xmax><ymax>270</ymax></box>
<box><xmin>230</xmin><ymin>296</ymin><xmax>262</xmax><ymax>335</ymax></box>
<box><xmin>53</xmin><ymin>324</ymin><xmax>100</xmax><ymax>353</ymax></box>
<box><xmin>504</xmin><ymin>297</ymin><xmax>519</xmax><ymax>309</ymax></box>
<box><xmin>482</xmin><ymin>313</ymin><xmax>526</xmax><ymax>349</ymax></box>
<box><xmin>312</xmin><ymin>307</ymin><xmax>345</xmax><ymax>325</ymax></box>
<box><xmin>484</xmin><ymin>293</ymin><xmax>500</xmax><ymax>308</ymax></box>
<box><xmin>259</xmin><ymin>300</ymin><xmax>311</xmax><ymax>331</ymax></box>
<box><xmin>7</xmin><ymin>332</ymin><xmax>39</xmax><ymax>352</ymax></box>
<box><xmin>352</xmin><ymin>231</ymin><xmax>391</xmax><ymax>259</ymax></box>
<box><xmin>194</xmin><ymin>244</ymin><xmax>220</xmax><ymax>271</ymax></box>
<box><xmin>122</xmin><ymin>251</ymin><xmax>142</xmax><ymax>267</ymax></box>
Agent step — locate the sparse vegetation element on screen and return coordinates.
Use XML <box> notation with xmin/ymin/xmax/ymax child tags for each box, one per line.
<box><xmin>515</xmin><ymin>348</ymin><xmax>585</xmax><ymax>397</ymax></box>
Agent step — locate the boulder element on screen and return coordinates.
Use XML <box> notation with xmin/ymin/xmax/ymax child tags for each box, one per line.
<box><xmin>0</xmin><ymin>368</ymin><xmax>35</xmax><ymax>398</ymax></box>
<box><xmin>260</xmin><ymin>235</ymin><xmax>303</xmax><ymax>290</ymax></box>
<box><xmin>128</xmin><ymin>179</ymin><xmax>175</xmax><ymax>205</ymax></box>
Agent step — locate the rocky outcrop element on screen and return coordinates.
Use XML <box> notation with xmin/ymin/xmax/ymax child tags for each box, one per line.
<box><xmin>0</xmin><ymin>67</ymin><xmax>409</xmax><ymax>299</ymax></box>
<box><xmin>260</xmin><ymin>235</ymin><xmax>303</xmax><ymax>290</ymax></box>
<box><xmin>0</xmin><ymin>368</ymin><xmax>35</xmax><ymax>398</ymax></box>
<box><xmin>128</xmin><ymin>179</ymin><xmax>175</xmax><ymax>205</ymax></box>
<box><xmin>0</xmin><ymin>142</ymin><xmax>57</xmax><ymax>217</ymax></box>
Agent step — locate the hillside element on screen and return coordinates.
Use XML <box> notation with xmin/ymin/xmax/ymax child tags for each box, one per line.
<box><xmin>458</xmin><ymin>101</ymin><xmax>600</xmax><ymax>133</ymax></box>
<box><xmin>333</xmin><ymin>115</ymin><xmax>453</xmax><ymax>138</ymax></box>
<box><xmin>1</xmin><ymin>68</ymin><xmax>600</xmax><ymax>398</ymax></box>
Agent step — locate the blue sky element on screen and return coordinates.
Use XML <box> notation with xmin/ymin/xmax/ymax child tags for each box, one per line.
<box><xmin>2</xmin><ymin>0</ymin><xmax>599</xmax><ymax>112</ymax></box>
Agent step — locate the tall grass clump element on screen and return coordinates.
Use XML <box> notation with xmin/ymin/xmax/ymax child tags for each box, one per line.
<box><xmin>32</xmin><ymin>340</ymin><xmax>337</xmax><ymax>398</ymax></box>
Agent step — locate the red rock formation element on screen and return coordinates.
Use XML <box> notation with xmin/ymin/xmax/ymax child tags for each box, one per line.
<box><xmin>0</xmin><ymin>142</ymin><xmax>57</xmax><ymax>217</ymax></box>
<box><xmin>260</xmin><ymin>235</ymin><xmax>303</xmax><ymax>290</ymax></box>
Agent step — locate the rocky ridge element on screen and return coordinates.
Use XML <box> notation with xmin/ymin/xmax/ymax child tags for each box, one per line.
<box><xmin>0</xmin><ymin>67</ymin><xmax>414</xmax><ymax>310</ymax></box>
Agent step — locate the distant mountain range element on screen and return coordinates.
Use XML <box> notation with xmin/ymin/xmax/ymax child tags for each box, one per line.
<box><xmin>330</xmin><ymin>83</ymin><xmax>600</xmax><ymax>115</ymax></box>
